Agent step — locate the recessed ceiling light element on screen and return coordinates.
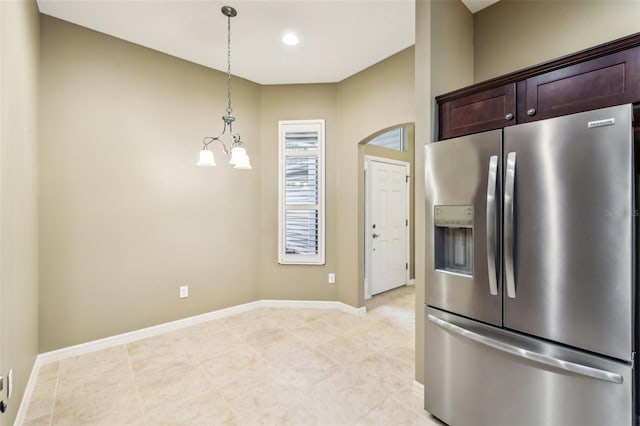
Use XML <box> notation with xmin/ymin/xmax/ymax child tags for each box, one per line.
<box><xmin>282</xmin><ymin>33</ymin><xmax>299</xmax><ymax>46</ymax></box>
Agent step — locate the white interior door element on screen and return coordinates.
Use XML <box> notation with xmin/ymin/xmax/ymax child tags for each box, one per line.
<box><xmin>366</xmin><ymin>158</ymin><xmax>409</xmax><ymax>296</ymax></box>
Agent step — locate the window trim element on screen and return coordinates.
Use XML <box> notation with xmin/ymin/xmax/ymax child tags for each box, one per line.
<box><xmin>278</xmin><ymin>119</ymin><xmax>326</xmax><ymax>265</ymax></box>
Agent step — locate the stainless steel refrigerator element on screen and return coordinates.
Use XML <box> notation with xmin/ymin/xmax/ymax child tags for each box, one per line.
<box><xmin>424</xmin><ymin>104</ymin><xmax>636</xmax><ymax>426</ymax></box>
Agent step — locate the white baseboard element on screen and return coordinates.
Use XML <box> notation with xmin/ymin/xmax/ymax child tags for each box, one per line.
<box><xmin>15</xmin><ymin>298</ymin><xmax>367</xmax><ymax>424</ymax></box>
<box><xmin>413</xmin><ymin>380</ymin><xmax>424</xmax><ymax>396</ymax></box>
<box><xmin>408</xmin><ymin>279</ymin><xmax>416</xmax><ymax>286</ymax></box>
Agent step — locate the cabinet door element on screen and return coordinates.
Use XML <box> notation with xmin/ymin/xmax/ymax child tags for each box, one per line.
<box><xmin>520</xmin><ymin>46</ymin><xmax>640</xmax><ymax>122</ymax></box>
<box><xmin>439</xmin><ymin>84</ymin><xmax>516</xmax><ymax>140</ymax></box>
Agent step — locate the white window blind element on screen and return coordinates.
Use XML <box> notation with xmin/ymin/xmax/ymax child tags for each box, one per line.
<box><xmin>285</xmin><ymin>156</ymin><xmax>318</xmax><ymax>205</ymax></box>
<box><xmin>278</xmin><ymin>120</ymin><xmax>325</xmax><ymax>264</ymax></box>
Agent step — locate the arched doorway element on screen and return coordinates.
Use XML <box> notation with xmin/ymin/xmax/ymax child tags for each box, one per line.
<box><xmin>360</xmin><ymin>124</ymin><xmax>415</xmax><ymax>300</ymax></box>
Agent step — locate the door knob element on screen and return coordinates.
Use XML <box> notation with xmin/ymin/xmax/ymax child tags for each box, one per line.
<box><xmin>527</xmin><ymin>108</ymin><xmax>536</xmax><ymax>116</ymax></box>
<box><xmin>372</xmin><ymin>233</ymin><xmax>381</xmax><ymax>238</ymax></box>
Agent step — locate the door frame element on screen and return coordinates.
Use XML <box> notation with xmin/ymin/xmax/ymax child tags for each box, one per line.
<box><xmin>364</xmin><ymin>155</ymin><xmax>410</xmax><ymax>299</ymax></box>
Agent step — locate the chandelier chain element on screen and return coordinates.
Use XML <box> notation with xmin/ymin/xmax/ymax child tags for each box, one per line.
<box><xmin>226</xmin><ymin>13</ymin><xmax>232</xmax><ymax>117</ymax></box>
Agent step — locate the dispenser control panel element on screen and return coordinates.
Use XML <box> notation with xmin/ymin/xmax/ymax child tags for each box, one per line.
<box><xmin>434</xmin><ymin>205</ymin><xmax>473</xmax><ymax>228</ymax></box>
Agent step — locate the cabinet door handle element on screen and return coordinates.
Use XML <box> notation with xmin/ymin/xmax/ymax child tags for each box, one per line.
<box><xmin>505</xmin><ymin>113</ymin><xmax>514</xmax><ymax>120</ymax></box>
<box><xmin>526</xmin><ymin>108</ymin><xmax>536</xmax><ymax>116</ymax></box>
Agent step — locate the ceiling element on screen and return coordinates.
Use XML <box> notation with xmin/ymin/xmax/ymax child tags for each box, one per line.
<box><xmin>37</xmin><ymin>0</ymin><xmax>499</xmax><ymax>85</ymax></box>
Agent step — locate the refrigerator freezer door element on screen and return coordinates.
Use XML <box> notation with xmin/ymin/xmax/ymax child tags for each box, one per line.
<box><xmin>503</xmin><ymin>104</ymin><xmax>634</xmax><ymax>361</ymax></box>
<box><xmin>425</xmin><ymin>308</ymin><xmax>633</xmax><ymax>426</ymax></box>
<box><xmin>425</xmin><ymin>130</ymin><xmax>502</xmax><ymax>326</ymax></box>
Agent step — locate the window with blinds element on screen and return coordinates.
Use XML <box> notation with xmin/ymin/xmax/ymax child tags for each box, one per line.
<box><xmin>278</xmin><ymin>120</ymin><xmax>325</xmax><ymax>264</ymax></box>
<box><xmin>368</xmin><ymin>127</ymin><xmax>407</xmax><ymax>151</ymax></box>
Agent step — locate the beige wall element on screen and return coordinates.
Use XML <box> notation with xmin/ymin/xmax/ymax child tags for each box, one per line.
<box><xmin>0</xmin><ymin>0</ymin><xmax>40</xmax><ymax>423</ymax></box>
<box><xmin>259</xmin><ymin>84</ymin><xmax>339</xmax><ymax>301</ymax></box>
<box><xmin>336</xmin><ymin>47</ymin><xmax>415</xmax><ymax>307</ymax></box>
<box><xmin>414</xmin><ymin>0</ymin><xmax>430</xmax><ymax>387</ymax></box>
<box><xmin>414</xmin><ymin>0</ymin><xmax>474</xmax><ymax>386</ymax></box>
<box><xmin>431</xmin><ymin>0</ymin><xmax>474</xmax><ymax>98</ymax></box>
<box><xmin>474</xmin><ymin>0</ymin><xmax>640</xmax><ymax>82</ymax></box>
<box><xmin>39</xmin><ymin>16</ymin><xmax>261</xmax><ymax>351</ymax></box>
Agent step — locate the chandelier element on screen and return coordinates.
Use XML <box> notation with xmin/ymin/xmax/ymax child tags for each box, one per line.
<box><xmin>197</xmin><ymin>6</ymin><xmax>251</xmax><ymax>169</ymax></box>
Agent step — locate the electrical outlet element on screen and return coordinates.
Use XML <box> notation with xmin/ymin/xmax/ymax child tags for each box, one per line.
<box><xmin>179</xmin><ymin>285</ymin><xmax>189</xmax><ymax>298</ymax></box>
<box><xmin>328</xmin><ymin>273</ymin><xmax>336</xmax><ymax>284</ymax></box>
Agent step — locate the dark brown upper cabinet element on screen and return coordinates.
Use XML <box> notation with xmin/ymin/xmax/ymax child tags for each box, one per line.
<box><xmin>440</xmin><ymin>84</ymin><xmax>516</xmax><ymax>140</ymax></box>
<box><xmin>436</xmin><ymin>33</ymin><xmax>640</xmax><ymax>140</ymax></box>
<box><xmin>519</xmin><ymin>46</ymin><xmax>640</xmax><ymax>123</ymax></box>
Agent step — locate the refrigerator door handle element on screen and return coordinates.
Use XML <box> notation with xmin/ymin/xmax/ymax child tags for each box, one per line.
<box><xmin>427</xmin><ymin>314</ymin><xmax>623</xmax><ymax>384</ymax></box>
<box><xmin>504</xmin><ymin>152</ymin><xmax>517</xmax><ymax>298</ymax></box>
<box><xmin>486</xmin><ymin>155</ymin><xmax>499</xmax><ymax>296</ymax></box>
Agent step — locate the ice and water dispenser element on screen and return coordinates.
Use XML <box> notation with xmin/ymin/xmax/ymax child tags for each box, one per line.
<box><xmin>434</xmin><ymin>205</ymin><xmax>474</xmax><ymax>275</ymax></box>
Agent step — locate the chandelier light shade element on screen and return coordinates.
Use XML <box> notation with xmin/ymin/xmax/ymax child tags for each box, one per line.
<box><xmin>229</xmin><ymin>146</ymin><xmax>251</xmax><ymax>168</ymax></box>
<box><xmin>197</xmin><ymin>6</ymin><xmax>252</xmax><ymax>170</ymax></box>
<box><xmin>197</xmin><ymin>147</ymin><xmax>216</xmax><ymax>166</ymax></box>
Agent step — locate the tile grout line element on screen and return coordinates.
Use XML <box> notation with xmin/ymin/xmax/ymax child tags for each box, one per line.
<box><xmin>123</xmin><ymin>343</ymin><xmax>149</xmax><ymax>426</ymax></box>
<box><xmin>47</xmin><ymin>362</ymin><xmax>61</xmax><ymax>426</ymax></box>
<box><xmin>195</xmin><ymin>322</ymin><xmax>246</xmax><ymax>425</ymax></box>
<box><xmin>390</xmin><ymin>383</ymin><xmax>431</xmax><ymax>420</ymax></box>
<box><xmin>351</xmin><ymin>394</ymin><xmax>395</xmax><ymax>425</ymax></box>
<box><xmin>219</xmin><ymin>329</ymin><xmax>272</xmax><ymax>424</ymax></box>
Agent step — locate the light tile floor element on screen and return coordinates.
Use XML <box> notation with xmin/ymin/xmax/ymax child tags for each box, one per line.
<box><xmin>23</xmin><ymin>285</ymin><xmax>443</xmax><ymax>426</ymax></box>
